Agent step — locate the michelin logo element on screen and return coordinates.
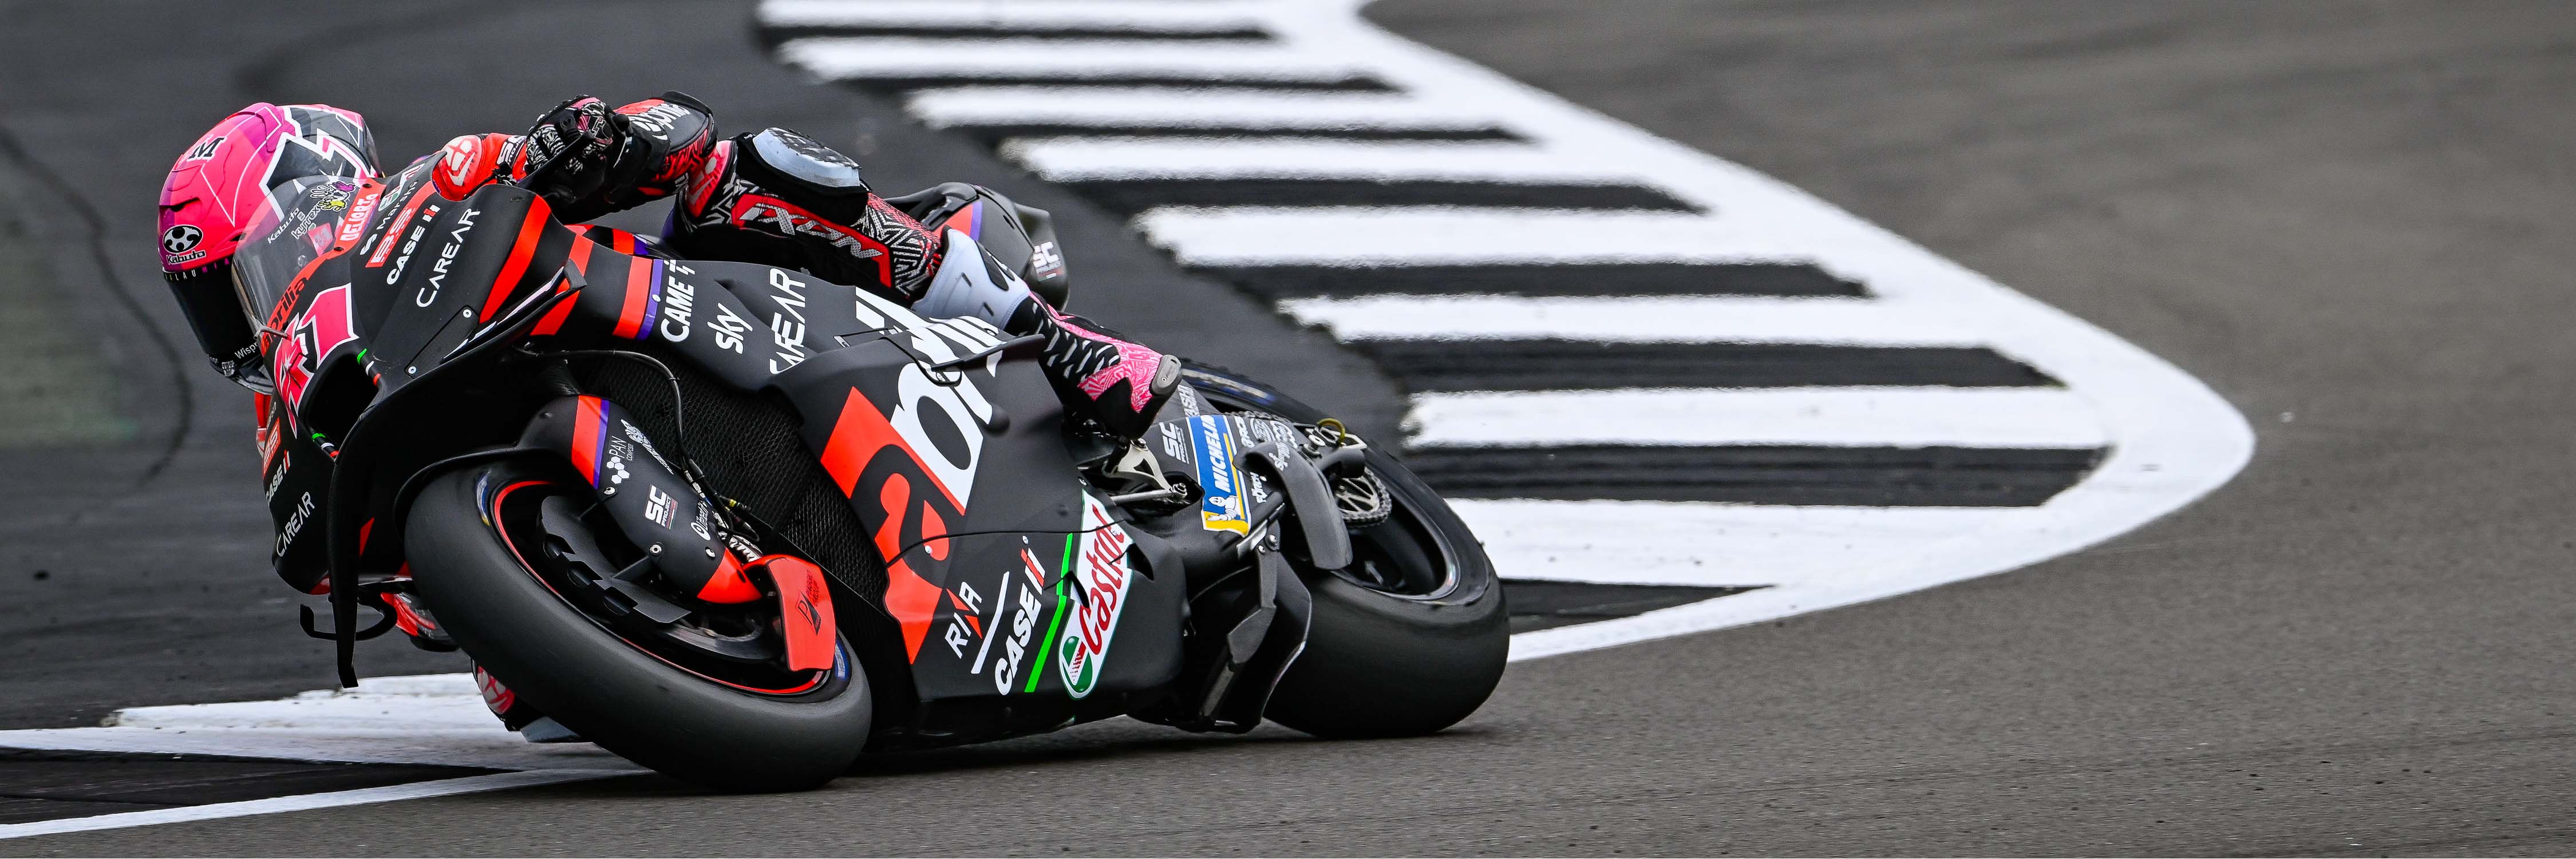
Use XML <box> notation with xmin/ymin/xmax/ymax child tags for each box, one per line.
<box><xmin>1192</xmin><ymin>415</ymin><xmax>1249</xmax><ymax>536</ymax></box>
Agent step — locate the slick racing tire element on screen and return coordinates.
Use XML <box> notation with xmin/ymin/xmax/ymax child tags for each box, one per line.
<box><xmin>1180</xmin><ymin>361</ymin><xmax>1508</xmax><ymax>738</ymax></box>
<box><xmin>404</xmin><ymin>458</ymin><xmax>871</xmax><ymax>791</ymax></box>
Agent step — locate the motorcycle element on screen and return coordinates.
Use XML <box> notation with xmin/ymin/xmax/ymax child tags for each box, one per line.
<box><xmin>248</xmin><ymin>163</ymin><xmax>1507</xmax><ymax>789</ymax></box>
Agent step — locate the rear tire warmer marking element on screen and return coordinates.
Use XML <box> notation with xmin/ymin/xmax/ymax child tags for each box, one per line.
<box><xmin>760</xmin><ymin>0</ymin><xmax>2252</xmax><ymax>660</ymax></box>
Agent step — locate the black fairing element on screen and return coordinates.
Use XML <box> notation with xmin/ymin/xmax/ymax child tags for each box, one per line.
<box><xmin>765</xmin><ymin>331</ymin><xmax>1186</xmax><ymax>742</ymax></box>
<box><xmin>308</xmin><ymin>180</ymin><xmax>1192</xmax><ymax>743</ymax></box>
<box><xmin>361</xmin><ymin>185</ymin><xmax>574</xmax><ymax>397</ymax></box>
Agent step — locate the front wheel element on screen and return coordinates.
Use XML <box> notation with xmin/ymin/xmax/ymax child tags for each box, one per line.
<box><xmin>1182</xmin><ymin>362</ymin><xmax>1508</xmax><ymax>738</ymax></box>
<box><xmin>403</xmin><ymin>458</ymin><xmax>871</xmax><ymax>790</ymax></box>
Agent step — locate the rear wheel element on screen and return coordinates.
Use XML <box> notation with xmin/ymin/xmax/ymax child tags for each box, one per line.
<box><xmin>403</xmin><ymin>458</ymin><xmax>871</xmax><ymax>790</ymax></box>
<box><xmin>1180</xmin><ymin>362</ymin><xmax>1508</xmax><ymax>738</ymax></box>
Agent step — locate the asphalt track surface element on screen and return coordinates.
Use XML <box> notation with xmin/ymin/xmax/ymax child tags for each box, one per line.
<box><xmin>5</xmin><ymin>0</ymin><xmax>2576</xmax><ymax>854</ymax></box>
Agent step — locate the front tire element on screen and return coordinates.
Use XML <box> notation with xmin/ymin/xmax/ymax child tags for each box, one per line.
<box><xmin>404</xmin><ymin>459</ymin><xmax>871</xmax><ymax>790</ymax></box>
<box><xmin>1180</xmin><ymin>362</ymin><xmax>1508</xmax><ymax>738</ymax></box>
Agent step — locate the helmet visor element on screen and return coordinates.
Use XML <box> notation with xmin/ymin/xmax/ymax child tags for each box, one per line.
<box><xmin>231</xmin><ymin>176</ymin><xmax>356</xmax><ymax>332</ymax></box>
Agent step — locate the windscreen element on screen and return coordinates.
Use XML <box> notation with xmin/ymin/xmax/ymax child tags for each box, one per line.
<box><xmin>231</xmin><ymin>176</ymin><xmax>358</xmax><ymax>332</ymax></box>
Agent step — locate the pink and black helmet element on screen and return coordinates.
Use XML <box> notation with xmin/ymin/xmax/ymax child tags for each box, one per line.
<box><xmin>157</xmin><ymin>103</ymin><xmax>380</xmax><ymax>385</ymax></box>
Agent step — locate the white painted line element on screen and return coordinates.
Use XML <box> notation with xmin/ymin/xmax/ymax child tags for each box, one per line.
<box><xmin>1004</xmin><ymin>137</ymin><xmax>1634</xmax><ymax>184</ymax></box>
<box><xmin>0</xmin><ymin>675</ymin><xmax>641</xmax><ymax>772</ymax></box>
<box><xmin>104</xmin><ymin>674</ymin><xmax>498</xmax><ymax>731</ymax></box>
<box><xmin>1452</xmin><ymin>500</ymin><xmax>2028</xmax><ymax>588</ymax></box>
<box><xmin>906</xmin><ymin>86</ymin><xmax>1502</xmax><ymax>136</ymax></box>
<box><xmin>770</xmin><ymin>0</ymin><xmax>2256</xmax><ymax>662</ymax></box>
<box><xmin>1278</xmin><ymin>294</ymin><xmax>1984</xmax><ymax>346</ymax></box>
<box><xmin>1136</xmin><ymin>208</ymin><xmax>1799</xmax><ymax>266</ymax></box>
<box><xmin>0</xmin><ymin>769</ymin><xmax>624</xmax><ymax>840</ymax></box>
<box><xmin>0</xmin><ymin>726</ymin><xmax>641</xmax><ymax>772</ymax></box>
<box><xmin>761</xmin><ymin>0</ymin><xmax>1268</xmax><ymax>33</ymax></box>
<box><xmin>778</xmin><ymin>37</ymin><xmax>1370</xmax><ymax>87</ymax></box>
<box><xmin>1407</xmin><ymin>387</ymin><xmax>2109</xmax><ymax>449</ymax></box>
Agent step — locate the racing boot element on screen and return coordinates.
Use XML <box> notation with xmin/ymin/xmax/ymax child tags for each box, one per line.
<box><xmin>1012</xmin><ymin>300</ymin><xmax>1180</xmax><ymax>439</ymax></box>
<box><xmin>665</xmin><ymin>126</ymin><xmax>943</xmax><ymax>300</ymax></box>
<box><xmin>910</xmin><ymin>225</ymin><xmax>1180</xmax><ymax>438</ymax></box>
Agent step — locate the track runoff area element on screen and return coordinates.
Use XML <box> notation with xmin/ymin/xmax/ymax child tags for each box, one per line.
<box><xmin>0</xmin><ymin>0</ymin><xmax>2250</xmax><ymax>836</ymax></box>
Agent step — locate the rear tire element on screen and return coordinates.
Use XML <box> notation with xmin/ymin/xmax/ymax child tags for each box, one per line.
<box><xmin>1180</xmin><ymin>362</ymin><xmax>1508</xmax><ymax>738</ymax></box>
<box><xmin>404</xmin><ymin>459</ymin><xmax>871</xmax><ymax>790</ymax></box>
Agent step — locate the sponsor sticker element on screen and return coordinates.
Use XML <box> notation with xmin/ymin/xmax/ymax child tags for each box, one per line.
<box><xmin>706</xmin><ymin>302</ymin><xmax>753</xmax><ymax>354</ymax></box>
<box><xmin>620</xmin><ymin>420</ymin><xmax>670</xmax><ymax>470</ymax></box>
<box><xmin>643</xmin><ymin>485</ymin><xmax>675</xmax><ymax>528</ymax></box>
<box><xmin>275</xmin><ymin>491</ymin><xmax>317</xmax><ymax>559</ymax></box>
<box><xmin>1056</xmin><ymin>496</ymin><xmax>1136</xmax><ymax>699</ymax></box>
<box><xmin>657</xmin><ymin>273</ymin><xmax>696</xmax><ymax>342</ymax></box>
<box><xmin>941</xmin><ymin>580</ymin><xmax>987</xmax><ymax>660</ymax></box>
<box><xmin>987</xmin><ymin>548</ymin><xmax>1049</xmax><ymax>694</ymax></box>
<box><xmin>270</xmin><ymin>285</ymin><xmax>358</xmax><ymax>414</ymax></box>
<box><xmin>335</xmin><ymin>184</ymin><xmax>381</xmax><ymax>246</ymax></box>
<box><xmin>1190</xmin><ymin>414</ymin><xmax>1249</xmax><ymax>536</ymax></box>
<box><xmin>731</xmin><ymin>195</ymin><xmax>887</xmax><ymax>266</ymax></box>
<box><xmin>602</xmin><ymin>436</ymin><xmax>634</xmax><ymax>485</ymax></box>
<box><xmin>619</xmin><ymin>100</ymin><xmax>691</xmax><ymax>139</ymax></box>
<box><xmin>161</xmin><ymin>224</ymin><xmax>202</xmax><ymax>254</ymax></box>
<box><xmin>412</xmin><ymin>205</ymin><xmax>481</xmax><ymax>308</ymax></box>
<box><xmin>1028</xmin><ymin>240</ymin><xmax>1065</xmax><ymax>281</ymax></box>
<box><xmin>764</xmin><ymin>268</ymin><xmax>811</xmax><ymax>373</ymax></box>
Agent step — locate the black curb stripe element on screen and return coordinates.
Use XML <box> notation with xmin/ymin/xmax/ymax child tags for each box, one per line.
<box><xmin>829</xmin><ymin>76</ymin><xmax>1397</xmax><ymax>95</ymax></box>
<box><xmin>1503</xmin><ymin>581</ymin><xmax>1759</xmax><ymax>633</ymax></box>
<box><xmin>943</xmin><ymin>123</ymin><xmax>1524</xmax><ymax>145</ymax></box>
<box><xmin>1194</xmin><ymin>262</ymin><xmax>1868</xmax><ymax>299</ymax></box>
<box><xmin>765</xmin><ymin>26</ymin><xmax>1273</xmax><ymax>42</ymax></box>
<box><xmin>1351</xmin><ymin>340</ymin><xmax>2060</xmax><ymax>390</ymax></box>
<box><xmin>0</xmin><ymin>750</ymin><xmax>497</xmax><ymax>825</ymax></box>
<box><xmin>1062</xmin><ymin>178</ymin><xmax>1698</xmax><ymax>213</ymax></box>
<box><xmin>1410</xmin><ymin>445</ymin><xmax>2104</xmax><ymax>506</ymax></box>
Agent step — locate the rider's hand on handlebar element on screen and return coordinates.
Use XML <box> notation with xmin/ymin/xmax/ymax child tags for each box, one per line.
<box><xmin>516</xmin><ymin>96</ymin><xmax>623</xmax><ymax>215</ymax></box>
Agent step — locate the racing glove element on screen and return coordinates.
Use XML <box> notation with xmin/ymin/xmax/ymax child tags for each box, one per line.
<box><xmin>512</xmin><ymin>92</ymin><xmax>717</xmax><ymax>222</ymax></box>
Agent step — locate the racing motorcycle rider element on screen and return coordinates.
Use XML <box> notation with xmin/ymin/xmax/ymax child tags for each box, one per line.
<box><xmin>155</xmin><ymin>95</ymin><xmax>1182</xmax><ymax>740</ymax></box>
